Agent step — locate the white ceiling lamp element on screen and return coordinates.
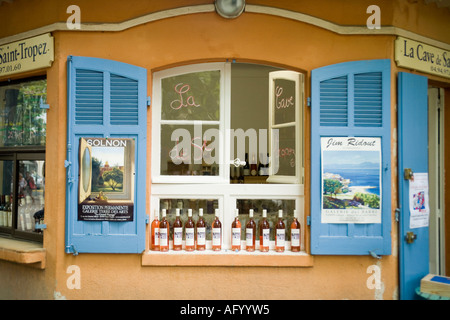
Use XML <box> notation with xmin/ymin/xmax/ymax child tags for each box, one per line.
<box><xmin>215</xmin><ymin>0</ymin><xmax>246</xmax><ymax>19</ymax></box>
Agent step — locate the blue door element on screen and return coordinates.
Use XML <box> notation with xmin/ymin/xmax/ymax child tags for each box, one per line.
<box><xmin>398</xmin><ymin>72</ymin><xmax>429</xmax><ymax>300</ymax></box>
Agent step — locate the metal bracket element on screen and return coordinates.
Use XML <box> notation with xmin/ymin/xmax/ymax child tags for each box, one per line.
<box><xmin>66</xmin><ymin>244</ymin><xmax>79</xmax><ymax>256</ymax></box>
<box><xmin>395</xmin><ymin>208</ymin><xmax>400</xmax><ymax>222</ymax></box>
<box><xmin>404</xmin><ymin>168</ymin><xmax>414</xmax><ymax>180</ymax></box>
<box><xmin>405</xmin><ymin>231</ymin><xmax>417</xmax><ymax>244</ymax></box>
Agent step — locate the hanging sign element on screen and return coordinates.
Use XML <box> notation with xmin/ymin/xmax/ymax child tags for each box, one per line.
<box><xmin>0</xmin><ymin>33</ymin><xmax>54</xmax><ymax>77</ymax></box>
<box><xmin>395</xmin><ymin>36</ymin><xmax>450</xmax><ymax>79</ymax></box>
<box><xmin>78</xmin><ymin>137</ymin><xmax>135</xmax><ymax>222</ymax></box>
<box><xmin>321</xmin><ymin>137</ymin><xmax>382</xmax><ymax>224</ymax></box>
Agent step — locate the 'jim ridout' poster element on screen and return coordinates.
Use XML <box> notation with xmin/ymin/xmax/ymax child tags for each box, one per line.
<box><xmin>78</xmin><ymin>137</ymin><xmax>135</xmax><ymax>222</ymax></box>
<box><xmin>321</xmin><ymin>137</ymin><xmax>382</xmax><ymax>224</ymax></box>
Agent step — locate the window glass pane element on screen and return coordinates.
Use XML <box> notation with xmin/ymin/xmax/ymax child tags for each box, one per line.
<box><xmin>16</xmin><ymin>160</ymin><xmax>45</xmax><ymax>233</ymax></box>
<box><xmin>0</xmin><ymin>79</ymin><xmax>47</xmax><ymax>147</ymax></box>
<box><xmin>274</xmin><ymin>78</ymin><xmax>296</xmax><ymax>125</ymax></box>
<box><xmin>273</xmin><ymin>126</ymin><xmax>296</xmax><ymax>177</ymax></box>
<box><xmin>236</xmin><ymin>199</ymin><xmax>295</xmax><ymax>241</ymax></box>
<box><xmin>160</xmin><ymin>198</ymin><xmax>219</xmax><ymax>241</ymax></box>
<box><xmin>161</xmin><ymin>71</ymin><xmax>220</xmax><ymax>121</ymax></box>
<box><xmin>0</xmin><ymin>160</ymin><xmax>13</xmax><ymax>228</ymax></box>
<box><xmin>161</xmin><ymin>124</ymin><xmax>220</xmax><ymax>176</ymax></box>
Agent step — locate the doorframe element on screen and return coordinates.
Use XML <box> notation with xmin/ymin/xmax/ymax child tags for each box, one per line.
<box><xmin>428</xmin><ymin>87</ymin><xmax>446</xmax><ymax>276</ymax></box>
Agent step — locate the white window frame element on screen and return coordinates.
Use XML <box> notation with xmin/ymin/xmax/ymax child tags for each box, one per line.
<box><xmin>151</xmin><ymin>62</ymin><xmax>305</xmax><ymax>252</ymax></box>
<box><xmin>151</xmin><ymin>62</ymin><xmax>230</xmax><ymax>184</ymax></box>
<box><xmin>267</xmin><ymin>71</ymin><xmax>304</xmax><ymax>184</ymax></box>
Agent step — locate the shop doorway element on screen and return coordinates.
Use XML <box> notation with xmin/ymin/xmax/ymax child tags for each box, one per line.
<box><xmin>428</xmin><ymin>87</ymin><xmax>446</xmax><ymax>277</ymax></box>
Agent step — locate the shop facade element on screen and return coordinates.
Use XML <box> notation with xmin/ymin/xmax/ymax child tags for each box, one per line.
<box><xmin>0</xmin><ymin>0</ymin><xmax>449</xmax><ymax>300</ymax></box>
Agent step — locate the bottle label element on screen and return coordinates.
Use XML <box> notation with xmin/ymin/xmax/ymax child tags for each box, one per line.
<box><xmin>232</xmin><ymin>228</ymin><xmax>241</xmax><ymax>246</ymax></box>
<box><xmin>154</xmin><ymin>227</ymin><xmax>160</xmax><ymax>246</ymax></box>
<box><xmin>246</xmin><ymin>228</ymin><xmax>254</xmax><ymax>246</ymax></box>
<box><xmin>262</xmin><ymin>229</ymin><xmax>270</xmax><ymax>247</ymax></box>
<box><xmin>174</xmin><ymin>227</ymin><xmax>183</xmax><ymax>245</ymax></box>
<box><xmin>185</xmin><ymin>228</ymin><xmax>195</xmax><ymax>246</ymax></box>
<box><xmin>291</xmin><ymin>229</ymin><xmax>300</xmax><ymax>247</ymax></box>
<box><xmin>159</xmin><ymin>228</ymin><xmax>168</xmax><ymax>246</ymax></box>
<box><xmin>276</xmin><ymin>229</ymin><xmax>285</xmax><ymax>247</ymax></box>
<box><xmin>197</xmin><ymin>227</ymin><xmax>206</xmax><ymax>245</ymax></box>
<box><xmin>212</xmin><ymin>228</ymin><xmax>221</xmax><ymax>246</ymax></box>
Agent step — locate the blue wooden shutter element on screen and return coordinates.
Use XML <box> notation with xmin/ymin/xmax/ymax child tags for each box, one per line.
<box><xmin>310</xmin><ymin>59</ymin><xmax>391</xmax><ymax>255</ymax></box>
<box><xmin>65</xmin><ymin>56</ymin><xmax>147</xmax><ymax>254</ymax></box>
<box><xmin>397</xmin><ymin>72</ymin><xmax>429</xmax><ymax>299</ymax></box>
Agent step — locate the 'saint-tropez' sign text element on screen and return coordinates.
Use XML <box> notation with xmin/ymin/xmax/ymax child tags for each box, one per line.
<box><xmin>0</xmin><ymin>33</ymin><xmax>54</xmax><ymax>77</ymax></box>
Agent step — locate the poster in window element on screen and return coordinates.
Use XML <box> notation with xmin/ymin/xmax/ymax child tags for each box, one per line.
<box><xmin>321</xmin><ymin>137</ymin><xmax>382</xmax><ymax>224</ymax></box>
<box><xmin>78</xmin><ymin>137</ymin><xmax>135</xmax><ymax>222</ymax></box>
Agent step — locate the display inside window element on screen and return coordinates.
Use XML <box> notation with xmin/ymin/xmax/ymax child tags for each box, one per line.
<box><xmin>78</xmin><ymin>137</ymin><xmax>135</xmax><ymax>222</ymax></box>
<box><xmin>15</xmin><ymin>160</ymin><xmax>45</xmax><ymax>233</ymax></box>
<box><xmin>0</xmin><ymin>79</ymin><xmax>47</xmax><ymax>147</ymax></box>
<box><xmin>159</xmin><ymin>198</ymin><xmax>219</xmax><ymax>243</ymax></box>
<box><xmin>151</xmin><ymin>198</ymin><xmax>302</xmax><ymax>252</ymax></box>
<box><xmin>0</xmin><ymin>160</ymin><xmax>13</xmax><ymax>228</ymax></box>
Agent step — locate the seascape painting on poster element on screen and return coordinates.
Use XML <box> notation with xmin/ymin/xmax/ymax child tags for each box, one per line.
<box><xmin>321</xmin><ymin>137</ymin><xmax>382</xmax><ymax>224</ymax></box>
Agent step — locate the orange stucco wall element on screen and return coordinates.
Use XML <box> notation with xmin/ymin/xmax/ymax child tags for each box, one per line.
<box><xmin>1</xmin><ymin>0</ymin><xmax>449</xmax><ymax>300</ymax></box>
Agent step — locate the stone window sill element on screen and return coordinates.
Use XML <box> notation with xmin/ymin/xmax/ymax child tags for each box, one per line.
<box><xmin>0</xmin><ymin>237</ymin><xmax>46</xmax><ymax>269</ymax></box>
<box><xmin>142</xmin><ymin>250</ymin><xmax>313</xmax><ymax>267</ymax></box>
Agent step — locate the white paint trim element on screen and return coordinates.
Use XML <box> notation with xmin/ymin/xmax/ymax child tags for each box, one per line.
<box><xmin>1</xmin><ymin>4</ymin><xmax>449</xmax><ymax>50</ymax></box>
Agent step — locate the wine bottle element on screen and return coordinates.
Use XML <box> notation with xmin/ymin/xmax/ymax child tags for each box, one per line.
<box><xmin>231</xmin><ymin>209</ymin><xmax>241</xmax><ymax>251</ymax></box>
<box><xmin>196</xmin><ymin>208</ymin><xmax>206</xmax><ymax>251</ymax></box>
<box><xmin>250</xmin><ymin>153</ymin><xmax>258</xmax><ymax>176</ymax></box>
<box><xmin>291</xmin><ymin>210</ymin><xmax>301</xmax><ymax>252</ymax></box>
<box><xmin>159</xmin><ymin>209</ymin><xmax>169</xmax><ymax>252</ymax></box>
<box><xmin>212</xmin><ymin>208</ymin><xmax>222</xmax><ymax>251</ymax></box>
<box><xmin>173</xmin><ymin>208</ymin><xmax>183</xmax><ymax>251</ymax></box>
<box><xmin>151</xmin><ymin>210</ymin><xmax>160</xmax><ymax>251</ymax></box>
<box><xmin>185</xmin><ymin>209</ymin><xmax>195</xmax><ymax>251</ymax></box>
<box><xmin>259</xmin><ymin>209</ymin><xmax>270</xmax><ymax>252</ymax></box>
<box><xmin>275</xmin><ymin>210</ymin><xmax>285</xmax><ymax>252</ymax></box>
<box><xmin>245</xmin><ymin>209</ymin><xmax>256</xmax><ymax>252</ymax></box>
<box><xmin>243</xmin><ymin>153</ymin><xmax>250</xmax><ymax>176</ymax></box>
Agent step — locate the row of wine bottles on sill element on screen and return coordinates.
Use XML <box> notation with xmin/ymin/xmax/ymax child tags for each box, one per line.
<box><xmin>150</xmin><ymin>208</ymin><xmax>301</xmax><ymax>252</ymax></box>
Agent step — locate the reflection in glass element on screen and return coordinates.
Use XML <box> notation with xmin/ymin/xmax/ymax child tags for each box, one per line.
<box><xmin>161</xmin><ymin>71</ymin><xmax>220</xmax><ymax>121</ymax></box>
<box><xmin>161</xmin><ymin>124</ymin><xmax>220</xmax><ymax>176</ymax></box>
<box><xmin>0</xmin><ymin>79</ymin><xmax>47</xmax><ymax>147</ymax></box>
<box><xmin>16</xmin><ymin>160</ymin><xmax>45</xmax><ymax>233</ymax></box>
<box><xmin>274</xmin><ymin>78</ymin><xmax>296</xmax><ymax>125</ymax></box>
